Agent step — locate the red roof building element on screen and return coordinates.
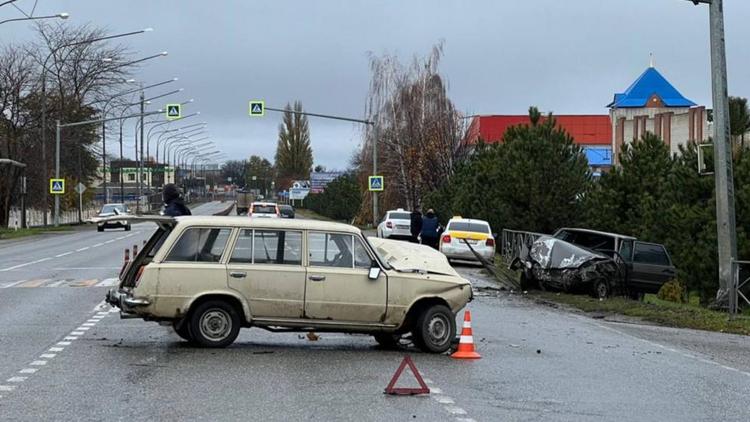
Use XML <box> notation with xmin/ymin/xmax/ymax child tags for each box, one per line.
<box><xmin>465</xmin><ymin>115</ymin><xmax>612</xmax><ymax>146</ymax></box>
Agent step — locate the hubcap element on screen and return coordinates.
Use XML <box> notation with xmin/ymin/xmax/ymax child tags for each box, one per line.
<box><xmin>199</xmin><ymin>309</ymin><xmax>231</xmax><ymax>341</ymax></box>
<box><xmin>426</xmin><ymin>314</ymin><xmax>450</xmax><ymax>347</ymax></box>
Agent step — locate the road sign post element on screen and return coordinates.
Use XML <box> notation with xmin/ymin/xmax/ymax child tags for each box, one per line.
<box><xmin>249</xmin><ymin>100</ymin><xmax>265</xmax><ymax>116</ymax></box>
<box><xmin>75</xmin><ymin>183</ymin><xmax>86</xmax><ymax>223</ymax></box>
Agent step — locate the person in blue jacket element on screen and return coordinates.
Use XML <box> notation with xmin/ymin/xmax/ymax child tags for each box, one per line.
<box><xmin>162</xmin><ymin>184</ymin><xmax>192</xmax><ymax>217</ymax></box>
<box><xmin>420</xmin><ymin>209</ymin><xmax>441</xmax><ymax>250</ymax></box>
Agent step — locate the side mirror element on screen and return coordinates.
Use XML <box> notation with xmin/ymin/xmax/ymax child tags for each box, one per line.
<box><xmin>368</xmin><ymin>266</ymin><xmax>381</xmax><ymax>280</ymax></box>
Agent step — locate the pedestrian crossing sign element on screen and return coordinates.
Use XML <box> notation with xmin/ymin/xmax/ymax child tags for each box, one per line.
<box><xmin>166</xmin><ymin>104</ymin><xmax>181</xmax><ymax>120</ymax></box>
<box><xmin>50</xmin><ymin>178</ymin><xmax>65</xmax><ymax>195</ymax></box>
<box><xmin>368</xmin><ymin>175</ymin><xmax>384</xmax><ymax>192</ymax></box>
<box><xmin>249</xmin><ymin>100</ymin><xmax>265</xmax><ymax>116</ymax></box>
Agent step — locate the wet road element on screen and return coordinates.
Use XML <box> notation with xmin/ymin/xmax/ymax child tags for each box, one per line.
<box><xmin>0</xmin><ymin>217</ymin><xmax>749</xmax><ymax>421</ymax></box>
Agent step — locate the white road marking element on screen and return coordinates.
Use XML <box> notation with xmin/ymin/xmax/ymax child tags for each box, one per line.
<box><xmin>456</xmin><ymin>418</ymin><xmax>477</xmax><ymax>422</ymax></box>
<box><xmin>0</xmin><ymin>280</ymin><xmax>28</xmax><ymax>288</ymax></box>
<box><xmin>0</xmin><ymin>257</ymin><xmax>52</xmax><ymax>272</ymax></box>
<box><xmin>49</xmin><ymin>347</ymin><xmax>63</xmax><ymax>352</ymax></box>
<box><xmin>115</xmin><ymin>236</ymin><xmax>126</xmax><ymax>240</ymax></box>
<box><xmin>0</xmin><ymin>385</ymin><xmax>15</xmax><ymax>392</ymax></box>
<box><xmin>40</xmin><ymin>354</ymin><xmax>56</xmax><ymax>359</ymax></box>
<box><xmin>76</xmin><ymin>327</ymin><xmax>90</xmax><ymax>331</ymax></box>
<box><xmin>19</xmin><ymin>368</ymin><xmax>37</xmax><ymax>374</ymax></box>
<box><xmin>82</xmin><ymin>323</ymin><xmax>95</xmax><ymax>327</ymax></box>
<box><xmin>30</xmin><ymin>361</ymin><xmax>47</xmax><ymax>366</ymax></box>
<box><xmin>444</xmin><ymin>406</ymin><xmax>467</xmax><ymax>415</ymax></box>
<box><xmin>584</xmin><ymin>317</ymin><xmax>750</xmax><ymax>378</ymax></box>
<box><xmin>63</xmin><ymin>336</ymin><xmax>78</xmax><ymax>341</ymax></box>
<box><xmin>104</xmin><ymin>239</ymin><xmax>116</xmax><ymax>244</ymax></box>
<box><xmin>52</xmin><ymin>267</ymin><xmax>120</xmax><ymax>271</ymax></box>
<box><xmin>47</xmin><ymin>280</ymin><xmax>67</xmax><ymax>287</ymax></box>
<box><xmin>56</xmin><ymin>341</ymin><xmax>71</xmax><ymax>346</ymax></box>
<box><xmin>93</xmin><ymin>243</ymin><xmax>104</xmax><ymax>247</ymax></box>
<box><xmin>55</xmin><ymin>251</ymin><xmax>73</xmax><ymax>258</ymax></box>
<box><xmin>71</xmin><ymin>331</ymin><xmax>84</xmax><ymax>335</ymax></box>
<box><xmin>434</xmin><ymin>396</ymin><xmax>455</xmax><ymax>404</ymax></box>
<box><xmin>86</xmin><ymin>319</ymin><xmax>99</xmax><ymax>323</ymax></box>
<box><xmin>75</xmin><ymin>247</ymin><xmax>89</xmax><ymax>252</ymax></box>
<box><xmin>6</xmin><ymin>377</ymin><xmax>26</xmax><ymax>383</ymax></box>
<box><xmin>95</xmin><ymin>278</ymin><xmax>120</xmax><ymax>286</ymax></box>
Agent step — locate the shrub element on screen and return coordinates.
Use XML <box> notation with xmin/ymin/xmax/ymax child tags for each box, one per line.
<box><xmin>657</xmin><ymin>279</ymin><xmax>687</xmax><ymax>304</ymax></box>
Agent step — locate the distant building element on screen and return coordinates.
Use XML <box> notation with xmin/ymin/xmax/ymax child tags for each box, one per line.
<box><xmin>609</xmin><ymin>65</ymin><xmax>708</xmax><ymax>163</ymax></box>
<box><xmin>465</xmin><ymin>62</ymin><xmax>707</xmax><ymax>171</ymax></box>
<box><xmin>465</xmin><ymin>114</ymin><xmax>613</xmax><ymax>173</ymax></box>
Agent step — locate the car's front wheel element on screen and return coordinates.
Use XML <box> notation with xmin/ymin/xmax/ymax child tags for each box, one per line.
<box><xmin>124</xmin><ymin>224</ymin><xmax>131</xmax><ymax>231</ymax></box>
<box><xmin>97</xmin><ymin>225</ymin><xmax>104</xmax><ymax>232</ymax></box>
<box><xmin>189</xmin><ymin>300</ymin><xmax>241</xmax><ymax>348</ymax></box>
<box><xmin>412</xmin><ymin>304</ymin><xmax>456</xmax><ymax>354</ymax></box>
<box><xmin>592</xmin><ymin>279</ymin><xmax>610</xmax><ymax>299</ymax></box>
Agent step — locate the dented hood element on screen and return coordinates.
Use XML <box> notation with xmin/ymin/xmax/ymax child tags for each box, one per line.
<box><xmin>367</xmin><ymin>237</ymin><xmax>460</xmax><ymax>277</ymax></box>
<box><xmin>530</xmin><ymin>236</ymin><xmax>610</xmax><ymax>270</ymax></box>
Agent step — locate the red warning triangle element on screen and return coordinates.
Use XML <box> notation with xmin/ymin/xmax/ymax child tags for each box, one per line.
<box><xmin>384</xmin><ymin>355</ymin><xmax>430</xmax><ymax>395</ymax></box>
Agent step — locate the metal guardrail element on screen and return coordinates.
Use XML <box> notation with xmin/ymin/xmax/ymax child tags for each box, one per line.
<box><xmin>731</xmin><ymin>260</ymin><xmax>750</xmax><ymax>315</ymax></box>
<box><xmin>500</xmin><ymin>229</ymin><xmax>546</xmax><ymax>263</ymax></box>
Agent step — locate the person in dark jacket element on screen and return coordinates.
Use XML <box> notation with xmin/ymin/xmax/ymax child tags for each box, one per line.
<box><xmin>162</xmin><ymin>183</ymin><xmax>192</xmax><ymax>217</ymax></box>
<box><xmin>409</xmin><ymin>206</ymin><xmax>423</xmax><ymax>243</ymax></box>
<box><xmin>420</xmin><ymin>209</ymin><xmax>440</xmax><ymax>250</ymax></box>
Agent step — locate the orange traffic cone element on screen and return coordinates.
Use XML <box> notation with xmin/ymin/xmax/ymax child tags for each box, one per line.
<box><xmin>451</xmin><ymin>310</ymin><xmax>481</xmax><ymax>359</ymax></box>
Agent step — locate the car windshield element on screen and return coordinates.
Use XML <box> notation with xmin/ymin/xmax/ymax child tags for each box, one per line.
<box><xmin>100</xmin><ymin>205</ymin><xmax>125</xmax><ymax>214</ymax></box>
<box><xmin>448</xmin><ymin>222</ymin><xmax>489</xmax><ymax>233</ymax></box>
<box><xmin>252</xmin><ymin>205</ymin><xmax>276</xmax><ymax>213</ymax></box>
<box><xmin>388</xmin><ymin>212</ymin><xmax>411</xmax><ymax>220</ymax></box>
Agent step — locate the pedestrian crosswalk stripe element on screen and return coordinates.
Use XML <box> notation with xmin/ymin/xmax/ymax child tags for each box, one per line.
<box><xmin>0</xmin><ymin>278</ymin><xmax>120</xmax><ymax>288</ymax></box>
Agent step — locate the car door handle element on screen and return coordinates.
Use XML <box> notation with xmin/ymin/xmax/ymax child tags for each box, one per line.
<box><xmin>662</xmin><ymin>269</ymin><xmax>675</xmax><ymax>274</ymax></box>
<box><xmin>309</xmin><ymin>275</ymin><xmax>326</xmax><ymax>282</ymax></box>
<box><xmin>230</xmin><ymin>271</ymin><xmax>247</xmax><ymax>278</ymax></box>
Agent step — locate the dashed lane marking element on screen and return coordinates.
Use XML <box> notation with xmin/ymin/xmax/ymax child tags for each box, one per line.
<box><xmin>0</xmin><ymin>257</ymin><xmax>52</xmax><ymax>272</ymax></box>
<box><xmin>0</xmin><ymin>303</ymin><xmax>115</xmax><ymax>401</ymax></box>
<box><xmin>55</xmin><ymin>251</ymin><xmax>73</xmax><ymax>258</ymax></box>
<box><xmin>75</xmin><ymin>247</ymin><xmax>89</xmax><ymax>252</ymax></box>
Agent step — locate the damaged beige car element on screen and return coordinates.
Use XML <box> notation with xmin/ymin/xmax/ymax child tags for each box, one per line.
<box><xmin>103</xmin><ymin>216</ymin><xmax>472</xmax><ymax>353</ymax></box>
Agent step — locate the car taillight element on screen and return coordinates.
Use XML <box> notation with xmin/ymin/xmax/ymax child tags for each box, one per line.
<box><xmin>134</xmin><ymin>265</ymin><xmax>145</xmax><ymax>287</ymax></box>
<box><xmin>486</xmin><ymin>238</ymin><xmax>495</xmax><ymax>247</ymax></box>
<box><xmin>442</xmin><ymin>235</ymin><xmax>452</xmax><ymax>243</ymax></box>
<box><xmin>386</xmin><ymin>221</ymin><xmax>393</xmax><ymax>229</ymax></box>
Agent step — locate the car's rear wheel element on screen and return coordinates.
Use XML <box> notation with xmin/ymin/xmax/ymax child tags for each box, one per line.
<box><xmin>188</xmin><ymin>300</ymin><xmax>240</xmax><ymax>348</ymax></box>
<box><xmin>373</xmin><ymin>333</ymin><xmax>401</xmax><ymax>349</ymax></box>
<box><xmin>412</xmin><ymin>304</ymin><xmax>456</xmax><ymax>354</ymax></box>
<box><xmin>125</xmin><ymin>224</ymin><xmax>131</xmax><ymax>231</ymax></box>
<box><xmin>172</xmin><ymin>319</ymin><xmax>192</xmax><ymax>341</ymax></box>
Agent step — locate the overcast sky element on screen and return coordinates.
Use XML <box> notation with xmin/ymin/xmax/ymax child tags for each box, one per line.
<box><xmin>2</xmin><ymin>0</ymin><xmax>749</xmax><ymax>169</ymax></box>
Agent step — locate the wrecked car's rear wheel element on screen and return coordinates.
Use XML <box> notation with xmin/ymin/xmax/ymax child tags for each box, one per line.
<box><xmin>373</xmin><ymin>333</ymin><xmax>401</xmax><ymax>349</ymax></box>
<box><xmin>593</xmin><ymin>279</ymin><xmax>610</xmax><ymax>299</ymax></box>
<box><xmin>172</xmin><ymin>319</ymin><xmax>192</xmax><ymax>342</ymax></box>
<box><xmin>413</xmin><ymin>305</ymin><xmax>456</xmax><ymax>354</ymax></box>
<box><xmin>189</xmin><ymin>300</ymin><xmax>240</xmax><ymax>348</ymax></box>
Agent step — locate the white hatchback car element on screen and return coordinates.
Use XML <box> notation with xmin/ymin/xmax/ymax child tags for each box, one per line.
<box><xmin>439</xmin><ymin>217</ymin><xmax>496</xmax><ymax>262</ymax></box>
<box><xmin>377</xmin><ymin>209</ymin><xmax>412</xmax><ymax>239</ymax></box>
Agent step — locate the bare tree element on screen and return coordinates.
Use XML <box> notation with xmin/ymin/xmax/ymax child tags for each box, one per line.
<box><xmin>358</xmin><ymin>43</ymin><xmax>467</xmax><ymax>222</ymax></box>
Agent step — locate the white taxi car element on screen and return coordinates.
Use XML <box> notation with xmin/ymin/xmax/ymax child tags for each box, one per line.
<box><xmin>439</xmin><ymin>217</ymin><xmax>495</xmax><ymax>262</ymax></box>
<box><xmin>377</xmin><ymin>209</ymin><xmax>412</xmax><ymax>239</ymax></box>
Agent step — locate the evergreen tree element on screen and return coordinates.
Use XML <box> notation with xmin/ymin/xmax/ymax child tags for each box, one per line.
<box><xmin>729</xmin><ymin>96</ymin><xmax>750</xmax><ymax>148</ymax></box>
<box><xmin>275</xmin><ymin>101</ymin><xmax>313</xmax><ymax>189</ymax></box>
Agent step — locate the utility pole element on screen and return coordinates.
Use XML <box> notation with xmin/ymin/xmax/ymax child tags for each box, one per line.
<box><xmin>54</xmin><ymin>120</ymin><xmax>61</xmax><ymax>226</ymax></box>
<box><xmin>372</xmin><ymin>122</ymin><xmax>379</xmax><ymax>228</ymax></box>
<box><xmin>706</xmin><ymin>0</ymin><xmax>738</xmax><ymax>312</ymax></box>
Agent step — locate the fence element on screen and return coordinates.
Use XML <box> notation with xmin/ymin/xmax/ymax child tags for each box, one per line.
<box><xmin>7</xmin><ymin>206</ymin><xmax>100</xmax><ymax>228</ymax></box>
<box><xmin>500</xmin><ymin>229</ymin><xmax>546</xmax><ymax>263</ymax></box>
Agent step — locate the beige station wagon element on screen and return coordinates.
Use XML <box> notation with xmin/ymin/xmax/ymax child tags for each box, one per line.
<box><xmin>103</xmin><ymin>216</ymin><xmax>473</xmax><ymax>353</ymax></box>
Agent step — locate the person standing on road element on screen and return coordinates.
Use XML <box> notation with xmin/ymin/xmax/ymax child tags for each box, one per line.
<box><xmin>410</xmin><ymin>205</ymin><xmax>423</xmax><ymax>243</ymax></box>
<box><xmin>162</xmin><ymin>183</ymin><xmax>192</xmax><ymax>217</ymax></box>
<box><xmin>420</xmin><ymin>209</ymin><xmax>440</xmax><ymax>250</ymax></box>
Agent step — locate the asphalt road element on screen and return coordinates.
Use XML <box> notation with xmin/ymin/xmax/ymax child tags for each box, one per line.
<box><xmin>0</xmin><ymin>212</ymin><xmax>749</xmax><ymax>421</ymax></box>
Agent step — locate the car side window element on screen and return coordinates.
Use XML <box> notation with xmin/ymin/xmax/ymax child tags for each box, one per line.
<box><xmin>619</xmin><ymin>240</ymin><xmax>634</xmax><ymax>261</ymax></box>
<box><xmin>633</xmin><ymin>243</ymin><xmax>670</xmax><ymax>266</ymax></box>
<box><xmin>353</xmin><ymin>237</ymin><xmax>372</xmax><ymax>269</ymax></box>
<box><xmin>166</xmin><ymin>228</ymin><xmax>231</xmax><ymax>263</ymax></box>
<box><xmin>253</xmin><ymin>230</ymin><xmax>302</xmax><ymax>265</ymax></box>
<box><xmin>309</xmin><ymin>232</ymin><xmax>354</xmax><ymax>268</ymax></box>
<box><xmin>229</xmin><ymin>229</ymin><xmax>253</xmax><ymax>263</ymax></box>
